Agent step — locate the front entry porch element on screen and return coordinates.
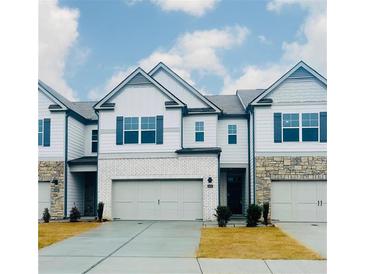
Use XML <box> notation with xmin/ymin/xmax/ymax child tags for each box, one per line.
<box><xmin>219</xmin><ymin>168</ymin><xmax>248</xmax><ymax>217</ymax></box>
<box><xmin>68</xmin><ymin>157</ymin><xmax>97</xmax><ymax>217</ymax></box>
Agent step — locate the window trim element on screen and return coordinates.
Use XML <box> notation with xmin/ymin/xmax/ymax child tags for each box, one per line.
<box><xmin>141</xmin><ymin>116</ymin><xmax>156</xmax><ymax>144</ymax></box>
<box><xmin>302</xmin><ymin>113</ymin><xmax>319</xmax><ymax>142</ymax></box>
<box><xmin>228</xmin><ymin>124</ymin><xmax>237</xmax><ymax>144</ymax></box>
<box><xmin>124</xmin><ymin>117</ymin><xmax>139</xmax><ymax>144</ymax></box>
<box><xmin>91</xmin><ymin>129</ymin><xmax>98</xmax><ymax>153</ymax></box>
<box><xmin>282</xmin><ymin>113</ymin><xmax>299</xmax><ymax>142</ymax></box>
<box><xmin>195</xmin><ymin>121</ymin><xmax>205</xmax><ymax>142</ymax></box>
<box><xmin>38</xmin><ymin>119</ymin><xmax>43</xmax><ymax>146</ymax></box>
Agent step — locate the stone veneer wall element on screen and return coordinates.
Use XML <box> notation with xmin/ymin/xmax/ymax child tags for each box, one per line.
<box><xmin>255</xmin><ymin>156</ymin><xmax>327</xmax><ymax>205</ymax></box>
<box><xmin>98</xmin><ymin>155</ymin><xmax>219</xmax><ymax>221</ymax></box>
<box><xmin>38</xmin><ymin>161</ymin><xmax>65</xmax><ymax>218</ymax></box>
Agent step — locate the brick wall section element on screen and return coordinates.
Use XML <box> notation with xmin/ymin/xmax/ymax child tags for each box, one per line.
<box><xmin>255</xmin><ymin>156</ymin><xmax>327</xmax><ymax>205</ymax></box>
<box><xmin>38</xmin><ymin>161</ymin><xmax>65</xmax><ymax>218</ymax></box>
<box><xmin>98</xmin><ymin>155</ymin><xmax>219</xmax><ymax>221</ymax></box>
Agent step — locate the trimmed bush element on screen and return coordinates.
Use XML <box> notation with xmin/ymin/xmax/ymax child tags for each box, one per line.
<box><xmin>263</xmin><ymin>202</ymin><xmax>270</xmax><ymax>225</ymax></box>
<box><xmin>214</xmin><ymin>206</ymin><xmax>232</xmax><ymax>227</ymax></box>
<box><xmin>246</xmin><ymin>204</ymin><xmax>262</xmax><ymax>227</ymax></box>
<box><xmin>42</xmin><ymin>208</ymin><xmax>51</xmax><ymax>223</ymax></box>
<box><xmin>69</xmin><ymin>206</ymin><xmax>81</xmax><ymax>222</ymax></box>
<box><xmin>97</xmin><ymin>202</ymin><xmax>104</xmax><ymax>222</ymax></box>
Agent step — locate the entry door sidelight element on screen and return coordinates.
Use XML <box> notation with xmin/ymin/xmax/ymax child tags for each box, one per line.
<box><xmin>227</xmin><ymin>173</ymin><xmax>243</xmax><ymax>214</ymax></box>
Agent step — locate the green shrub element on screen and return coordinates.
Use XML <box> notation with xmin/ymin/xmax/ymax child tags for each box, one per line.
<box><xmin>246</xmin><ymin>204</ymin><xmax>262</xmax><ymax>227</ymax></box>
<box><xmin>42</xmin><ymin>208</ymin><xmax>51</xmax><ymax>223</ymax></box>
<box><xmin>69</xmin><ymin>206</ymin><xmax>81</xmax><ymax>222</ymax></box>
<box><xmin>214</xmin><ymin>206</ymin><xmax>232</xmax><ymax>227</ymax></box>
<box><xmin>263</xmin><ymin>202</ymin><xmax>270</xmax><ymax>225</ymax></box>
<box><xmin>97</xmin><ymin>202</ymin><xmax>104</xmax><ymax>222</ymax></box>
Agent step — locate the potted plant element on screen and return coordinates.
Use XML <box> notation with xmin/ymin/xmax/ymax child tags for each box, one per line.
<box><xmin>263</xmin><ymin>202</ymin><xmax>269</xmax><ymax>225</ymax></box>
<box><xmin>97</xmin><ymin>202</ymin><xmax>104</xmax><ymax>222</ymax></box>
<box><xmin>69</xmin><ymin>206</ymin><xmax>81</xmax><ymax>222</ymax></box>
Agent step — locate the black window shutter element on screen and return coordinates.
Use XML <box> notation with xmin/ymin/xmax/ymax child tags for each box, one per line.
<box><xmin>273</xmin><ymin>113</ymin><xmax>282</xmax><ymax>143</ymax></box>
<box><xmin>116</xmin><ymin>116</ymin><xmax>124</xmax><ymax>145</ymax></box>
<box><xmin>156</xmin><ymin>115</ymin><xmax>163</xmax><ymax>144</ymax></box>
<box><xmin>320</xmin><ymin>112</ymin><xmax>327</xmax><ymax>142</ymax></box>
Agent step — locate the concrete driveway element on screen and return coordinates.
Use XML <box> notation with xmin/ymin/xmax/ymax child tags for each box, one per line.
<box><xmin>39</xmin><ymin>221</ymin><xmax>326</xmax><ymax>274</ymax></box>
<box><xmin>275</xmin><ymin>222</ymin><xmax>327</xmax><ymax>258</ymax></box>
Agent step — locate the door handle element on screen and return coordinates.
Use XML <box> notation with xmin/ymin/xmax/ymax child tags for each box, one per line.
<box><xmin>158</xmin><ymin>199</ymin><xmax>160</xmax><ymax>205</ymax></box>
<box><xmin>320</xmin><ymin>200</ymin><xmax>322</xmax><ymax>206</ymax></box>
<box><xmin>317</xmin><ymin>200</ymin><xmax>319</xmax><ymax>206</ymax></box>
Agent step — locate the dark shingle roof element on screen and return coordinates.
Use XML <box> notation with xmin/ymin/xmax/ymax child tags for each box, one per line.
<box><xmin>72</xmin><ymin>101</ymin><xmax>98</xmax><ymax>120</ymax></box>
<box><xmin>236</xmin><ymin>89</ymin><xmax>266</xmax><ymax>108</ymax></box>
<box><xmin>39</xmin><ymin>80</ymin><xmax>97</xmax><ymax>121</ymax></box>
<box><xmin>205</xmin><ymin>95</ymin><xmax>245</xmax><ymax>114</ymax></box>
<box><xmin>68</xmin><ymin>156</ymin><xmax>97</xmax><ymax>165</ymax></box>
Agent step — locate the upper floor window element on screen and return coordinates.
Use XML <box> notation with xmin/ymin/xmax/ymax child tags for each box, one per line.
<box><xmin>91</xmin><ymin>130</ymin><xmax>98</xmax><ymax>153</ymax></box>
<box><xmin>195</xmin><ymin>121</ymin><xmax>204</xmax><ymax>142</ymax></box>
<box><xmin>228</xmin><ymin>125</ymin><xmax>237</xmax><ymax>144</ymax></box>
<box><xmin>38</xmin><ymin>119</ymin><xmax>43</xmax><ymax>146</ymax></box>
<box><xmin>302</xmin><ymin>113</ymin><xmax>319</xmax><ymax>141</ymax></box>
<box><xmin>124</xmin><ymin>117</ymin><xmax>139</xmax><ymax>144</ymax></box>
<box><xmin>141</xmin><ymin>117</ymin><xmax>156</xmax><ymax>144</ymax></box>
<box><xmin>282</xmin><ymin>113</ymin><xmax>299</xmax><ymax>142</ymax></box>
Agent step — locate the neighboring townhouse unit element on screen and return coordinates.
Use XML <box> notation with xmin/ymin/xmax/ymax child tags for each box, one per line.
<box><xmin>38</xmin><ymin>61</ymin><xmax>327</xmax><ymax>222</ymax></box>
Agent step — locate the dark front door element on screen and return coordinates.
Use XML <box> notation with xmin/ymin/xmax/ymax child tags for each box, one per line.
<box><xmin>227</xmin><ymin>173</ymin><xmax>243</xmax><ymax>214</ymax></box>
<box><xmin>84</xmin><ymin>173</ymin><xmax>96</xmax><ymax>216</ymax></box>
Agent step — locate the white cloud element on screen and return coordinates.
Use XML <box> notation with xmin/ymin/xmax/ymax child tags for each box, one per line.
<box><xmin>150</xmin><ymin>0</ymin><xmax>218</xmax><ymax>17</ymax></box>
<box><xmin>258</xmin><ymin>35</ymin><xmax>272</xmax><ymax>45</ymax></box>
<box><xmin>88</xmin><ymin>25</ymin><xmax>249</xmax><ymax>100</ymax></box>
<box><xmin>221</xmin><ymin>0</ymin><xmax>326</xmax><ymax>94</ymax></box>
<box><xmin>39</xmin><ymin>0</ymin><xmax>80</xmax><ymax>100</ymax></box>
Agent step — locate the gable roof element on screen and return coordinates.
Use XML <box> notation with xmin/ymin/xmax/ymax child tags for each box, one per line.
<box><xmin>236</xmin><ymin>89</ymin><xmax>265</xmax><ymax>109</ymax></box>
<box><xmin>251</xmin><ymin>61</ymin><xmax>327</xmax><ymax>105</ymax></box>
<box><xmin>205</xmin><ymin>95</ymin><xmax>245</xmax><ymax>115</ymax></box>
<box><xmin>149</xmin><ymin>62</ymin><xmax>222</xmax><ymax>113</ymax></box>
<box><xmin>38</xmin><ymin>80</ymin><xmax>97</xmax><ymax>121</ymax></box>
<box><xmin>94</xmin><ymin>67</ymin><xmax>185</xmax><ymax>110</ymax></box>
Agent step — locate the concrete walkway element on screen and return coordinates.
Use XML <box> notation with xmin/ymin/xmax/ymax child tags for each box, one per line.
<box><xmin>39</xmin><ymin>221</ymin><xmax>326</xmax><ymax>274</ymax></box>
<box><xmin>276</xmin><ymin>222</ymin><xmax>327</xmax><ymax>258</ymax></box>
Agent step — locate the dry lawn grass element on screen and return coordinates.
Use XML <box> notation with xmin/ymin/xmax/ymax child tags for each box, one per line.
<box><xmin>197</xmin><ymin>226</ymin><xmax>323</xmax><ymax>260</ymax></box>
<box><xmin>39</xmin><ymin>222</ymin><xmax>101</xmax><ymax>249</ymax></box>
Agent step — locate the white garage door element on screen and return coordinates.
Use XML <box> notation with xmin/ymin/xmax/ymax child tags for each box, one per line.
<box><xmin>112</xmin><ymin>180</ymin><xmax>203</xmax><ymax>220</ymax></box>
<box><xmin>271</xmin><ymin>181</ymin><xmax>326</xmax><ymax>222</ymax></box>
<box><xmin>38</xmin><ymin>182</ymin><xmax>50</xmax><ymax>219</ymax></box>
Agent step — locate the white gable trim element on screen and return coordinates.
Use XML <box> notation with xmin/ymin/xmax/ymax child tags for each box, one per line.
<box><xmin>38</xmin><ymin>82</ymin><xmax>67</xmax><ymax>111</ymax></box>
<box><xmin>149</xmin><ymin>62</ymin><xmax>222</xmax><ymax>113</ymax></box>
<box><xmin>251</xmin><ymin>61</ymin><xmax>327</xmax><ymax>105</ymax></box>
<box><xmin>94</xmin><ymin>67</ymin><xmax>186</xmax><ymax>110</ymax></box>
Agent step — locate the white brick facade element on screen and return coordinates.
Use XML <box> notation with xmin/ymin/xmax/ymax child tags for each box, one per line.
<box><xmin>98</xmin><ymin>154</ymin><xmax>219</xmax><ymax>221</ymax></box>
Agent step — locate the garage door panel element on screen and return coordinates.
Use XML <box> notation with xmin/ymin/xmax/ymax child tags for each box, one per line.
<box><xmin>271</xmin><ymin>181</ymin><xmax>327</xmax><ymax>222</ymax></box>
<box><xmin>38</xmin><ymin>182</ymin><xmax>50</xmax><ymax>219</ymax></box>
<box><xmin>112</xmin><ymin>180</ymin><xmax>202</xmax><ymax>220</ymax></box>
<box><xmin>271</xmin><ymin>203</ymin><xmax>292</xmax><ymax>222</ymax></box>
<box><xmin>271</xmin><ymin>182</ymin><xmax>292</xmax><ymax>203</ymax></box>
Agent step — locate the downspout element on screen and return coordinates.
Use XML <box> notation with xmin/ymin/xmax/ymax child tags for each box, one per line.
<box><xmin>247</xmin><ymin>112</ymin><xmax>251</xmax><ymax>206</ymax></box>
<box><xmin>64</xmin><ymin>112</ymin><xmax>69</xmax><ymax>218</ymax></box>
<box><xmin>95</xmin><ymin>110</ymin><xmax>99</xmax><ymax>217</ymax></box>
<box><xmin>218</xmin><ymin>152</ymin><xmax>221</xmax><ymax>206</ymax></box>
<box><xmin>180</xmin><ymin>108</ymin><xmax>184</xmax><ymax>148</ymax></box>
<box><xmin>252</xmin><ymin>109</ymin><xmax>256</xmax><ymax>204</ymax></box>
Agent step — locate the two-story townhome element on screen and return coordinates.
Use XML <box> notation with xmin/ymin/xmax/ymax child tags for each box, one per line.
<box><xmin>38</xmin><ymin>60</ymin><xmax>326</xmax><ymax>222</ymax></box>
<box><xmin>38</xmin><ymin>81</ymin><xmax>98</xmax><ymax>219</ymax></box>
<box><xmin>240</xmin><ymin>61</ymin><xmax>327</xmax><ymax>222</ymax></box>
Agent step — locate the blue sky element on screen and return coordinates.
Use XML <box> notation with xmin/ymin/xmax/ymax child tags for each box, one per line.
<box><xmin>39</xmin><ymin>0</ymin><xmax>326</xmax><ymax>101</ymax></box>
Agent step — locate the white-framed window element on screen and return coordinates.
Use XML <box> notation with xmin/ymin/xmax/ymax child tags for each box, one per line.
<box><xmin>141</xmin><ymin>116</ymin><xmax>156</xmax><ymax>144</ymax></box>
<box><xmin>282</xmin><ymin>113</ymin><xmax>299</xmax><ymax>142</ymax></box>
<box><xmin>38</xmin><ymin>119</ymin><xmax>43</xmax><ymax>146</ymax></box>
<box><xmin>195</xmin><ymin>121</ymin><xmax>204</xmax><ymax>142</ymax></box>
<box><xmin>228</xmin><ymin>124</ymin><xmax>237</xmax><ymax>144</ymax></box>
<box><xmin>91</xmin><ymin>130</ymin><xmax>98</xmax><ymax>152</ymax></box>
<box><xmin>302</xmin><ymin>113</ymin><xmax>319</xmax><ymax>142</ymax></box>
<box><xmin>124</xmin><ymin>117</ymin><xmax>139</xmax><ymax>144</ymax></box>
